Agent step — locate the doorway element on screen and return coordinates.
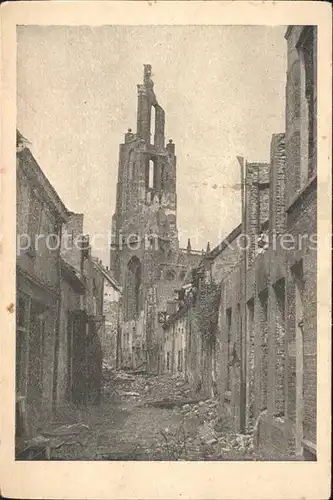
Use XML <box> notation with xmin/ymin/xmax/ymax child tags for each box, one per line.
<box><xmin>26</xmin><ymin>300</ymin><xmax>46</xmax><ymax>408</ymax></box>
<box><xmin>67</xmin><ymin>310</ymin><xmax>88</xmax><ymax>405</ymax></box>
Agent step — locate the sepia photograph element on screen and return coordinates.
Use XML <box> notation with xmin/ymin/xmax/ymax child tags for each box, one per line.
<box><xmin>14</xmin><ymin>22</ymin><xmax>318</xmax><ymax>462</ymax></box>
<box><xmin>0</xmin><ymin>1</ymin><xmax>331</xmax><ymax>499</ymax></box>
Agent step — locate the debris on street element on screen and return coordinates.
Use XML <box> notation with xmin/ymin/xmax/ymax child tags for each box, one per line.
<box><xmin>37</xmin><ymin>368</ymin><xmax>288</xmax><ymax>461</ymax></box>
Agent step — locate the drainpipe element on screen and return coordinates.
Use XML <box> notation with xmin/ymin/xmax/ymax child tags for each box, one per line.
<box><xmin>237</xmin><ymin>156</ymin><xmax>247</xmax><ymax>433</ymax></box>
<box><xmin>185</xmin><ymin>307</ymin><xmax>189</xmax><ymax>381</ymax></box>
<box><xmin>171</xmin><ymin>322</ymin><xmax>175</xmax><ymax>375</ymax></box>
<box><xmin>52</xmin><ymin>222</ymin><xmax>63</xmax><ymax>409</ymax></box>
<box><xmin>116</xmin><ymin>294</ymin><xmax>121</xmax><ymax>369</ymax></box>
<box><xmin>243</xmin><ymin>160</ymin><xmax>248</xmax><ymax>433</ymax></box>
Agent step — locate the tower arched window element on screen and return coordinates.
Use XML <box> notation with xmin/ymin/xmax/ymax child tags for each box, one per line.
<box><xmin>149</xmin><ymin>160</ymin><xmax>155</xmax><ymax>189</ymax></box>
<box><xmin>150</xmin><ymin>105</ymin><xmax>156</xmax><ymax>144</ymax></box>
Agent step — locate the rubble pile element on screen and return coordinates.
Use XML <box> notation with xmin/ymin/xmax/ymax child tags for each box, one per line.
<box><xmin>131</xmin><ymin>373</ymin><xmax>195</xmax><ymax>403</ymax></box>
<box><xmin>53</xmin><ymin>367</ymin><xmax>260</xmax><ymax>461</ymax></box>
<box><xmin>155</xmin><ymin>397</ymin><xmax>257</xmax><ymax>460</ymax></box>
<box><xmin>104</xmin><ymin>368</ymin><xmax>198</xmax><ymax>406</ymax></box>
<box><xmin>215</xmin><ymin>432</ymin><xmax>255</xmax><ymax>459</ymax></box>
<box><xmin>154</xmin><ymin>424</ymin><xmax>256</xmax><ymax>461</ymax></box>
<box><xmin>181</xmin><ymin>397</ymin><xmax>218</xmax><ymax>422</ymax></box>
<box><xmin>26</xmin><ymin>367</ymin><xmax>264</xmax><ymax>461</ymax></box>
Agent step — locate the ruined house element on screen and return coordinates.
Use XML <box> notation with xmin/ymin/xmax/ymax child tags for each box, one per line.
<box><xmin>16</xmin><ymin>130</ymin><xmax>69</xmax><ymax>438</ymax></box>
<box><xmin>92</xmin><ymin>259</ymin><xmax>121</xmax><ymax>370</ymax></box>
<box><xmin>284</xmin><ymin>25</ymin><xmax>317</xmax><ymax>460</ymax></box>
<box><xmin>161</xmin><ymin>224</ymin><xmax>243</xmax><ymax>397</ymax></box>
<box><xmin>58</xmin><ymin>213</ymin><xmax>104</xmax><ymax>407</ymax></box>
<box><xmin>16</xmin><ymin>135</ymin><xmax>104</xmax><ymax>456</ymax></box>
<box><xmin>218</xmin><ymin>25</ymin><xmax>317</xmax><ymax>460</ymax></box>
<box><xmin>159</xmin><ymin>25</ymin><xmax>317</xmax><ymax>460</ymax></box>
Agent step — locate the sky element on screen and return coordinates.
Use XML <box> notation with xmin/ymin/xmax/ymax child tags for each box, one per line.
<box><xmin>17</xmin><ymin>25</ymin><xmax>287</xmax><ymax>266</ymax></box>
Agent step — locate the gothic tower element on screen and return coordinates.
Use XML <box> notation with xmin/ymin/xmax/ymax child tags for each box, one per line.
<box><xmin>110</xmin><ymin>65</ymin><xmax>179</xmax><ymax>324</ymax></box>
<box><xmin>110</xmin><ymin>65</ymin><xmax>202</xmax><ymax>371</ymax></box>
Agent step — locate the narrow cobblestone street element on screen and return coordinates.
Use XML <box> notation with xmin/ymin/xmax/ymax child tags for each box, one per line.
<box><xmin>38</xmin><ymin>366</ymin><xmax>288</xmax><ymax>461</ymax></box>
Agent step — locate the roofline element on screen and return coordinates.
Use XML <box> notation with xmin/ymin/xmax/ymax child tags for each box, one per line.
<box><xmin>60</xmin><ymin>257</ymin><xmax>86</xmax><ymax>292</ymax></box>
<box><xmin>179</xmin><ymin>248</ymin><xmax>202</xmax><ymax>255</ymax></box>
<box><xmin>17</xmin><ymin>130</ymin><xmax>69</xmax><ymax>221</ymax></box>
<box><xmin>67</xmin><ymin>211</ymin><xmax>84</xmax><ymax>218</ymax></box>
<box><xmin>247</xmin><ymin>162</ymin><xmax>270</xmax><ymax>168</ymax></box>
<box><xmin>92</xmin><ymin>260</ymin><xmax>122</xmax><ymax>292</ymax></box>
<box><xmin>285</xmin><ymin>26</ymin><xmax>293</xmax><ymax>40</ymax></box>
<box><xmin>203</xmin><ymin>222</ymin><xmax>242</xmax><ymax>262</ymax></box>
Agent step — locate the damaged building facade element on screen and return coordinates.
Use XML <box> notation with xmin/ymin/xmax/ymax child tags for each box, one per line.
<box><xmin>160</xmin><ymin>25</ymin><xmax>317</xmax><ymax>460</ymax></box>
<box><xmin>16</xmin><ymin>133</ymin><xmax>105</xmax><ymax>455</ymax></box>
<box><xmin>161</xmin><ymin>225</ymin><xmax>243</xmax><ymax>397</ymax></box>
<box><xmin>58</xmin><ymin>213</ymin><xmax>104</xmax><ymax>407</ymax></box>
<box><xmin>220</xmin><ymin>25</ymin><xmax>317</xmax><ymax>459</ymax></box>
<box><xmin>92</xmin><ymin>258</ymin><xmax>122</xmax><ymax>370</ymax></box>
<box><xmin>110</xmin><ymin>65</ymin><xmax>201</xmax><ymax>373</ymax></box>
<box><xmin>16</xmin><ymin>131</ymin><xmax>69</xmax><ymax>427</ymax></box>
<box><xmin>15</xmin><ymin>25</ymin><xmax>317</xmax><ymax>462</ymax></box>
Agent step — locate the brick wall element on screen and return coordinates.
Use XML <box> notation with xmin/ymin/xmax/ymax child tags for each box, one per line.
<box><xmin>258</xmin><ymin>290</ymin><xmax>268</xmax><ymax>411</ymax></box>
<box><xmin>285</xmin><ymin>26</ymin><xmax>317</xmax><ymax>208</ymax></box>
<box><xmin>273</xmin><ymin>279</ymin><xmax>286</xmax><ymax>417</ymax></box>
<box><xmin>259</xmin><ymin>188</ymin><xmax>269</xmax><ymax>226</ymax></box>
<box><xmin>286</xmin><ymin>266</ymin><xmax>297</xmax><ymax>426</ymax></box>
<box><xmin>286</xmin><ymin>184</ymin><xmax>317</xmax><ymax>448</ymax></box>
<box><xmin>246</xmin><ymin>298</ymin><xmax>255</xmax><ymax>425</ymax></box>
<box><xmin>245</xmin><ymin>164</ymin><xmax>259</xmax><ymax>266</ymax></box>
<box><xmin>285</xmin><ymin>27</ymin><xmax>302</xmax><ymax>206</ymax></box>
<box><xmin>218</xmin><ymin>262</ymin><xmax>242</xmax><ymax>430</ymax></box>
<box><xmin>253</xmin><ymin>26</ymin><xmax>318</xmax><ymax>457</ymax></box>
<box><xmin>258</xmin><ymin>164</ymin><xmax>270</xmax><ymax>227</ymax></box>
<box><xmin>303</xmin><ymin>241</ymin><xmax>317</xmax><ymax>445</ymax></box>
<box><xmin>269</xmin><ymin>133</ymin><xmax>286</xmax><ymax>242</ymax></box>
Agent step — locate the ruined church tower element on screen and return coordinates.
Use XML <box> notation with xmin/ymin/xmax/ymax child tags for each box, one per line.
<box><xmin>110</xmin><ymin>65</ymin><xmax>179</xmax><ymax>327</ymax></box>
<box><xmin>110</xmin><ymin>65</ymin><xmax>202</xmax><ymax>370</ymax></box>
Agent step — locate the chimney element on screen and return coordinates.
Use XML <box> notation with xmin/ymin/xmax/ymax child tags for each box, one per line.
<box><xmin>206</xmin><ymin>241</ymin><xmax>211</xmax><ymax>254</ymax></box>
